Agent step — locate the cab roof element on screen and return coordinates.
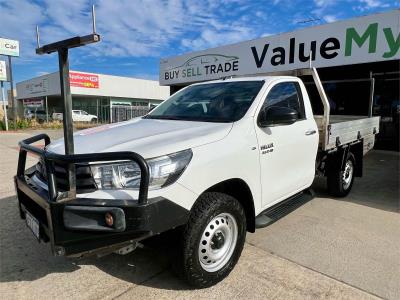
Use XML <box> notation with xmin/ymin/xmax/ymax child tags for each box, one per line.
<box><xmin>191</xmin><ymin>75</ymin><xmax>300</xmax><ymax>86</ymax></box>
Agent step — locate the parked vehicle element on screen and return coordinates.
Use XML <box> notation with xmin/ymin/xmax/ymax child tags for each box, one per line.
<box><xmin>52</xmin><ymin>110</ymin><xmax>97</xmax><ymax>122</ymax></box>
<box><xmin>33</xmin><ymin>110</ymin><xmax>49</xmax><ymax>123</ymax></box>
<box><xmin>24</xmin><ymin>109</ymin><xmax>49</xmax><ymax>122</ymax></box>
<box><xmin>24</xmin><ymin>109</ymin><xmax>34</xmax><ymax>120</ymax></box>
<box><xmin>15</xmin><ymin>68</ymin><xmax>379</xmax><ymax>288</ymax></box>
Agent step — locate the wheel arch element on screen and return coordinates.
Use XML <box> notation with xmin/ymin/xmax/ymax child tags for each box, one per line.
<box><xmin>201</xmin><ymin>178</ymin><xmax>256</xmax><ymax>233</ymax></box>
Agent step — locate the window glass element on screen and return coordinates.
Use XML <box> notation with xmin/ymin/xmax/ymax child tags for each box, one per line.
<box><xmin>263</xmin><ymin>82</ymin><xmax>305</xmax><ymax>119</ymax></box>
<box><xmin>147</xmin><ymin>81</ymin><xmax>264</xmax><ymax>122</ymax></box>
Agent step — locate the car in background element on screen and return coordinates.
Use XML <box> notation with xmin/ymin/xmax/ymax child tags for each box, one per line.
<box><xmin>52</xmin><ymin>110</ymin><xmax>97</xmax><ymax>122</ymax></box>
<box><xmin>24</xmin><ymin>109</ymin><xmax>34</xmax><ymax>120</ymax></box>
<box><xmin>34</xmin><ymin>110</ymin><xmax>49</xmax><ymax>123</ymax></box>
<box><xmin>24</xmin><ymin>109</ymin><xmax>49</xmax><ymax>123</ymax></box>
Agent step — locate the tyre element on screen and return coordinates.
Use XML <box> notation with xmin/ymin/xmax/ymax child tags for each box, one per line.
<box><xmin>90</xmin><ymin>118</ymin><xmax>97</xmax><ymax>123</ymax></box>
<box><xmin>327</xmin><ymin>152</ymin><xmax>355</xmax><ymax>197</ymax></box>
<box><xmin>178</xmin><ymin>192</ymin><xmax>246</xmax><ymax>288</ymax></box>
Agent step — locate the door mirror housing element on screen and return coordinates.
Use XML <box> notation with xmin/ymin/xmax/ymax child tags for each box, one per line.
<box><xmin>258</xmin><ymin>106</ymin><xmax>298</xmax><ymax>127</ymax></box>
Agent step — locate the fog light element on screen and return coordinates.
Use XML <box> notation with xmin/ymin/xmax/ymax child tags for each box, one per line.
<box><xmin>105</xmin><ymin>212</ymin><xmax>114</xmax><ymax>227</ymax></box>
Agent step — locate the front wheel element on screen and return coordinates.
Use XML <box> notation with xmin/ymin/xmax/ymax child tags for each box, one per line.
<box><xmin>327</xmin><ymin>153</ymin><xmax>355</xmax><ymax>197</ymax></box>
<box><xmin>178</xmin><ymin>192</ymin><xmax>246</xmax><ymax>288</ymax></box>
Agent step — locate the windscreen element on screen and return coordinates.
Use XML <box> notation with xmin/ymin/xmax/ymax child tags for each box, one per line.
<box><xmin>146</xmin><ymin>81</ymin><xmax>264</xmax><ymax>122</ymax></box>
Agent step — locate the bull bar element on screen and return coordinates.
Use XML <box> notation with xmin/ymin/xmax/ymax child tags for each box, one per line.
<box><xmin>14</xmin><ymin>133</ymin><xmax>189</xmax><ymax>257</ymax></box>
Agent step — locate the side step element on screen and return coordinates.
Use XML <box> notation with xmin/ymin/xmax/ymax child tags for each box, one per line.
<box><xmin>255</xmin><ymin>189</ymin><xmax>315</xmax><ymax>228</ymax></box>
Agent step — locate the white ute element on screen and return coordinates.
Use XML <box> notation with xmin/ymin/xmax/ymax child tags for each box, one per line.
<box><xmin>16</xmin><ymin>68</ymin><xmax>379</xmax><ymax>288</ymax></box>
<box><xmin>52</xmin><ymin>110</ymin><xmax>97</xmax><ymax>122</ymax></box>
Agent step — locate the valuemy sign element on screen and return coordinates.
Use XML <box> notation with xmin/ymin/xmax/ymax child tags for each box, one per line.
<box><xmin>0</xmin><ymin>38</ymin><xmax>19</xmax><ymax>57</ymax></box>
<box><xmin>160</xmin><ymin>10</ymin><xmax>399</xmax><ymax>85</ymax></box>
<box><xmin>70</xmin><ymin>71</ymin><xmax>99</xmax><ymax>89</ymax></box>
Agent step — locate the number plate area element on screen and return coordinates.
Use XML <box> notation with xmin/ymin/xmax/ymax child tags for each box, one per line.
<box><xmin>25</xmin><ymin>211</ymin><xmax>40</xmax><ymax>240</ymax></box>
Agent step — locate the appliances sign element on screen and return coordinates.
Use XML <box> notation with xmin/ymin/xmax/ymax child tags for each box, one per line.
<box><xmin>70</xmin><ymin>72</ymin><xmax>99</xmax><ymax>89</ymax></box>
<box><xmin>160</xmin><ymin>10</ymin><xmax>399</xmax><ymax>85</ymax></box>
<box><xmin>0</xmin><ymin>38</ymin><xmax>19</xmax><ymax>57</ymax></box>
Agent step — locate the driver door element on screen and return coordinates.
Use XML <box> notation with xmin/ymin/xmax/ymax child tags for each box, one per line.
<box><xmin>255</xmin><ymin>80</ymin><xmax>318</xmax><ymax>208</ymax></box>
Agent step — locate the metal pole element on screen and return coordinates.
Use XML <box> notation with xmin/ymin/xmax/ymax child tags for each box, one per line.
<box><xmin>96</xmin><ymin>98</ymin><xmax>99</xmax><ymax>123</ymax></box>
<box><xmin>110</xmin><ymin>98</ymin><xmax>112</xmax><ymax>123</ymax></box>
<box><xmin>36</xmin><ymin>25</ymin><xmax>41</xmax><ymax>48</ymax></box>
<box><xmin>8</xmin><ymin>56</ymin><xmax>16</xmax><ymax>128</ymax></box>
<box><xmin>58</xmin><ymin>48</ymin><xmax>76</xmax><ymax>195</ymax></box>
<box><xmin>1</xmin><ymin>81</ymin><xmax>8</xmax><ymax>131</ymax></box>
<box><xmin>311</xmin><ymin>68</ymin><xmax>330</xmax><ymax>150</ymax></box>
<box><xmin>92</xmin><ymin>5</ymin><xmax>97</xmax><ymax>34</ymax></box>
<box><xmin>45</xmin><ymin>96</ymin><xmax>49</xmax><ymax>122</ymax></box>
<box><xmin>368</xmin><ymin>71</ymin><xmax>375</xmax><ymax>118</ymax></box>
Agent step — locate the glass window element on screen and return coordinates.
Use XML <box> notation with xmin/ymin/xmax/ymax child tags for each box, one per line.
<box><xmin>146</xmin><ymin>81</ymin><xmax>264</xmax><ymax>122</ymax></box>
<box><xmin>263</xmin><ymin>82</ymin><xmax>306</xmax><ymax>119</ymax></box>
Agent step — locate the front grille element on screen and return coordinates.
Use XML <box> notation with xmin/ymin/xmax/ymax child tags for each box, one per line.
<box><xmin>36</xmin><ymin>160</ymin><xmax>97</xmax><ymax>193</ymax></box>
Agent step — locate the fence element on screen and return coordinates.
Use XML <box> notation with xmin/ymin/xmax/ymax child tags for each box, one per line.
<box><xmin>47</xmin><ymin>104</ymin><xmax>150</xmax><ymax>124</ymax></box>
<box><xmin>111</xmin><ymin>105</ymin><xmax>150</xmax><ymax>123</ymax></box>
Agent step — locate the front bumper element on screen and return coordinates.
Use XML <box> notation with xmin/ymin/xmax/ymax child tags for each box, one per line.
<box><xmin>15</xmin><ymin>134</ymin><xmax>189</xmax><ymax>257</ymax></box>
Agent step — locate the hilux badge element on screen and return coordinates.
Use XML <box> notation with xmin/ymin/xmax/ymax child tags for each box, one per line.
<box><xmin>261</xmin><ymin>143</ymin><xmax>274</xmax><ymax>154</ymax></box>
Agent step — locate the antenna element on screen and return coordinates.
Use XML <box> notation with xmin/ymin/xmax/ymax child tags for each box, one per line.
<box><xmin>36</xmin><ymin>25</ymin><xmax>40</xmax><ymax>49</ymax></box>
<box><xmin>35</xmin><ymin>6</ymin><xmax>100</xmax><ymax>55</ymax></box>
<box><xmin>92</xmin><ymin>4</ymin><xmax>97</xmax><ymax>34</ymax></box>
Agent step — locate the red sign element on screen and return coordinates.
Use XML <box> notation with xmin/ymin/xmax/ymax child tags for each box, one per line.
<box><xmin>23</xmin><ymin>98</ymin><xmax>43</xmax><ymax>107</ymax></box>
<box><xmin>69</xmin><ymin>71</ymin><xmax>99</xmax><ymax>89</ymax></box>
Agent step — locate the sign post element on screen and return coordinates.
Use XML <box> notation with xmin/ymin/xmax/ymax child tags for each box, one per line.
<box><xmin>8</xmin><ymin>56</ymin><xmax>16</xmax><ymax>128</ymax></box>
<box><xmin>45</xmin><ymin>96</ymin><xmax>49</xmax><ymax>122</ymax></box>
<box><xmin>0</xmin><ymin>38</ymin><xmax>20</xmax><ymax>128</ymax></box>
<box><xmin>1</xmin><ymin>81</ymin><xmax>8</xmax><ymax>131</ymax></box>
<box><xmin>0</xmin><ymin>60</ymin><xmax>8</xmax><ymax>130</ymax></box>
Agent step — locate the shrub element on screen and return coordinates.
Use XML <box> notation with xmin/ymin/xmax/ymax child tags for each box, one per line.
<box><xmin>0</xmin><ymin>118</ymin><xmax>101</xmax><ymax>131</ymax></box>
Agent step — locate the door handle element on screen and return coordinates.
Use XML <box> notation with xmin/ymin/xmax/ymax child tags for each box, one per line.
<box><xmin>305</xmin><ymin>130</ymin><xmax>316</xmax><ymax>135</ymax></box>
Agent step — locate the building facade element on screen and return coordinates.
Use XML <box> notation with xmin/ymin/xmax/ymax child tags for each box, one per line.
<box><xmin>159</xmin><ymin>10</ymin><xmax>399</xmax><ymax>150</ymax></box>
<box><xmin>16</xmin><ymin>71</ymin><xmax>170</xmax><ymax>123</ymax></box>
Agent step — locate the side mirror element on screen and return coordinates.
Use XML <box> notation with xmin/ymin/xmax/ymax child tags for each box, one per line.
<box><xmin>258</xmin><ymin>106</ymin><xmax>298</xmax><ymax>127</ymax></box>
<box><xmin>148</xmin><ymin>106</ymin><xmax>156</xmax><ymax>112</ymax></box>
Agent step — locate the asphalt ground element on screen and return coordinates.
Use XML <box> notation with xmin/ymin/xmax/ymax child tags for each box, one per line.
<box><xmin>0</xmin><ymin>130</ymin><xmax>398</xmax><ymax>299</ymax></box>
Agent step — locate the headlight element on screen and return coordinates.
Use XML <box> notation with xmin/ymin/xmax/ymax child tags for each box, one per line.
<box><xmin>91</xmin><ymin>149</ymin><xmax>192</xmax><ymax>190</ymax></box>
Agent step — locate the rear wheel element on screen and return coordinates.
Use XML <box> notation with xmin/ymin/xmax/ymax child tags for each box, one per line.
<box><xmin>327</xmin><ymin>153</ymin><xmax>355</xmax><ymax>197</ymax></box>
<box><xmin>178</xmin><ymin>192</ymin><xmax>246</xmax><ymax>288</ymax></box>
